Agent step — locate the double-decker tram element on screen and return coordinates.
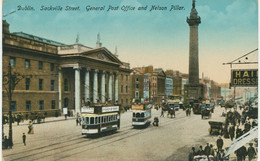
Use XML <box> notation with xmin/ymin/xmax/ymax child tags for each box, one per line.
<box><xmin>132</xmin><ymin>103</ymin><xmax>152</xmax><ymax>128</ymax></box>
<box><xmin>81</xmin><ymin>105</ymin><xmax>120</xmax><ymax>135</ymax></box>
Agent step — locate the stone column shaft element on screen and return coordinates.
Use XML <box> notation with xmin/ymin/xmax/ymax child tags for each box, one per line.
<box><xmin>114</xmin><ymin>74</ymin><xmax>118</xmax><ymax>102</ymax></box>
<box><xmin>84</xmin><ymin>70</ymin><xmax>90</xmax><ymax>103</ymax></box>
<box><xmin>189</xmin><ymin>25</ymin><xmax>199</xmax><ymax>84</ymax></box>
<box><xmin>108</xmin><ymin>73</ymin><xmax>113</xmax><ymax>101</ymax></box>
<box><xmin>74</xmin><ymin>68</ymin><xmax>81</xmax><ymax>113</ymax></box>
<box><xmin>101</xmin><ymin>72</ymin><xmax>106</xmax><ymax>103</ymax></box>
<box><xmin>58</xmin><ymin>69</ymin><xmax>62</xmax><ymax>110</ymax></box>
<box><xmin>93</xmin><ymin>70</ymin><xmax>98</xmax><ymax>103</ymax></box>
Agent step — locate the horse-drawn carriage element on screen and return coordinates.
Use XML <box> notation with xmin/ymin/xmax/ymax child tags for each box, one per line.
<box><xmin>200</xmin><ymin>104</ymin><xmax>212</xmax><ymax>119</ymax></box>
<box><xmin>208</xmin><ymin>121</ymin><xmax>223</xmax><ymax>135</ymax></box>
<box><xmin>201</xmin><ymin>108</ymin><xmax>211</xmax><ymax>119</ymax></box>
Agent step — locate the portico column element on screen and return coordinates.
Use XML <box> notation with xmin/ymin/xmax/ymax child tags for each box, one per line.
<box><xmin>84</xmin><ymin>69</ymin><xmax>90</xmax><ymax>103</ymax></box>
<box><xmin>108</xmin><ymin>72</ymin><xmax>113</xmax><ymax>101</ymax></box>
<box><xmin>93</xmin><ymin>70</ymin><xmax>98</xmax><ymax>103</ymax></box>
<box><xmin>114</xmin><ymin>73</ymin><xmax>118</xmax><ymax>102</ymax></box>
<box><xmin>74</xmin><ymin>67</ymin><xmax>81</xmax><ymax>113</ymax></box>
<box><xmin>101</xmin><ymin>71</ymin><xmax>106</xmax><ymax>103</ymax></box>
<box><xmin>58</xmin><ymin>67</ymin><xmax>63</xmax><ymax>111</ymax></box>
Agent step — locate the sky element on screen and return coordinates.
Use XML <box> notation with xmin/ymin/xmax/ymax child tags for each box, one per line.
<box><xmin>2</xmin><ymin>0</ymin><xmax>258</xmax><ymax>83</ymax></box>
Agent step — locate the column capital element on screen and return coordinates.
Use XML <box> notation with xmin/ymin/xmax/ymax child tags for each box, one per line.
<box><xmin>93</xmin><ymin>69</ymin><xmax>99</xmax><ymax>73</ymax></box>
<box><xmin>73</xmin><ymin>64</ymin><xmax>81</xmax><ymax>70</ymax></box>
<box><xmin>85</xmin><ymin>67</ymin><xmax>91</xmax><ymax>71</ymax></box>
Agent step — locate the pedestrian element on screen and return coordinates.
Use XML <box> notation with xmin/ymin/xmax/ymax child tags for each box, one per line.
<box><xmin>78</xmin><ymin>117</ymin><xmax>82</xmax><ymax>126</ymax></box>
<box><xmin>204</xmin><ymin>143</ymin><xmax>210</xmax><ymax>157</ymax></box>
<box><xmin>196</xmin><ymin>145</ymin><xmax>204</xmax><ymax>155</ymax></box>
<box><xmin>209</xmin><ymin>144</ymin><xmax>215</xmax><ymax>157</ymax></box>
<box><xmin>76</xmin><ymin>118</ymin><xmax>79</xmax><ymax>126</ymax></box>
<box><xmin>216</xmin><ymin>136</ymin><xmax>224</xmax><ymax>151</ymax></box>
<box><xmin>247</xmin><ymin>143</ymin><xmax>256</xmax><ymax>161</ymax></box>
<box><xmin>160</xmin><ymin>108</ymin><xmax>164</xmax><ymax>117</ymax></box>
<box><xmin>236</xmin><ymin>126</ymin><xmax>243</xmax><ymax>139</ymax></box>
<box><xmin>240</xmin><ymin>146</ymin><xmax>247</xmax><ymax>161</ymax></box>
<box><xmin>3</xmin><ymin>136</ymin><xmax>8</xmax><ymax>149</ymax></box>
<box><xmin>188</xmin><ymin>147</ymin><xmax>196</xmax><ymax>161</ymax></box>
<box><xmin>22</xmin><ymin>133</ymin><xmax>26</xmax><ymax>146</ymax></box>
<box><xmin>229</xmin><ymin>125</ymin><xmax>235</xmax><ymax>141</ymax></box>
<box><xmin>65</xmin><ymin>114</ymin><xmax>67</xmax><ymax>120</ymax></box>
<box><xmin>28</xmin><ymin>121</ymin><xmax>34</xmax><ymax>134</ymax></box>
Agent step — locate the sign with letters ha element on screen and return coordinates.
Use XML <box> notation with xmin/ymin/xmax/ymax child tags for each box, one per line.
<box><xmin>231</xmin><ymin>69</ymin><xmax>258</xmax><ymax>87</ymax></box>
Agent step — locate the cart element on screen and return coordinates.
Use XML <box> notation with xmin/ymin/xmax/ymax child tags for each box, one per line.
<box><xmin>208</xmin><ymin>121</ymin><xmax>223</xmax><ymax>135</ymax></box>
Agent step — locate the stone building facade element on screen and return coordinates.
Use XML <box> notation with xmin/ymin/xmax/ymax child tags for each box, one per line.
<box><xmin>2</xmin><ymin>21</ymin><xmax>131</xmax><ymax>114</ymax></box>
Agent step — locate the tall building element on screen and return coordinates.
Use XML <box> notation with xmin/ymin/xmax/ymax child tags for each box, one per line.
<box><xmin>184</xmin><ymin>0</ymin><xmax>205</xmax><ymax>103</ymax></box>
<box><xmin>2</xmin><ymin>20</ymin><xmax>132</xmax><ymax>115</ymax></box>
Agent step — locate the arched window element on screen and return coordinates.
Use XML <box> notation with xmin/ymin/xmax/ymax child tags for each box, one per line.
<box><xmin>64</xmin><ymin>98</ymin><xmax>69</xmax><ymax>107</ymax></box>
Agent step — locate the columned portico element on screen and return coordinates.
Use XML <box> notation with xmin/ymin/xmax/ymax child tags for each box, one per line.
<box><xmin>108</xmin><ymin>72</ymin><xmax>113</xmax><ymax>102</ymax></box>
<box><xmin>84</xmin><ymin>69</ymin><xmax>90</xmax><ymax>103</ymax></box>
<box><xmin>74</xmin><ymin>66</ymin><xmax>81</xmax><ymax>114</ymax></box>
<box><xmin>114</xmin><ymin>73</ymin><xmax>118</xmax><ymax>102</ymax></box>
<box><xmin>101</xmin><ymin>71</ymin><xmax>106</xmax><ymax>103</ymax></box>
<box><xmin>93</xmin><ymin>69</ymin><xmax>98</xmax><ymax>103</ymax></box>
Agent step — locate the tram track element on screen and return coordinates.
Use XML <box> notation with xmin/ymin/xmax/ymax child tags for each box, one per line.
<box><xmin>4</xmin><ymin>111</ymin><xmax>188</xmax><ymax>161</ymax></box>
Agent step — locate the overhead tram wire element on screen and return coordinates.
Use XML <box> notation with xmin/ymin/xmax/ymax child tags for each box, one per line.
<box><xmin>222</xmin><ymin>48</ymin><xmax>258</xmax><ymax>68</ymax></box>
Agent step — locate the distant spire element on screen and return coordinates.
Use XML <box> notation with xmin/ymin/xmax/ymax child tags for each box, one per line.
<box><xmin>114</xmin><ymin>46</ymin><xmax>118</xmax><ymax>57</ymax></box>
<box><xmin>192</xmin><ymin>0</ymin><xmax>195</xmax><ymax>9</ymax></box>
<box><xmin>76</xmin><ymin>32</ymin><xmax>79</xmax><ymax>44</ymax></box>
<box><xmin>96</xmin><ymin>33</ymin><xmax>102</xmax><ymax>48</ymax></box>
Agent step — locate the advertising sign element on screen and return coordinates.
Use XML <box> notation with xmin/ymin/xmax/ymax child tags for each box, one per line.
<box><xmin>81</xmin><ymin>106</ymin><xmax>94</xmax><ymax>113</ymax></box>
<box><xmin>231</xmin><ymin>69</ymin><xmax>258</xmax><ymax>87</ymax></box>
<box><xmin>102</xmin><ymin>106</ymin><xmax>119</xmax><ymax>113</ymax></box>
<box><xmin>63</xmin><ymin>108</ymin><xmax>67</xmax><ymax>115</ymax></box>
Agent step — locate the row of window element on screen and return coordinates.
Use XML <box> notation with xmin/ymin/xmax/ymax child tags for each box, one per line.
<box><xmin>10</xmin><ymin>100</ymin><xmax>56</xmax><ymax>112</ymax></box>
<box><xmin>10</xmin><ymin>57</ymin><xmax>55</xmax><ymax>71</ymax></box>
<box><xmin>25</xmin><ymin>78</ymin><xmax>55</xmax><ymax>91</ymax></box>
<box><xmin>121</xmin><ymin>74</ymin><xmax>129</xmax><ymax>81</ymax></box>
<box><xmin>120</xmin><ymin>98</ymin><xmax>129</xmax><ymax>105</ymax></box>
<box><xmin>83</xmin><ymin>114</ymin><xmax>118</xmax><ymax>125</ymax></box>
<box><xmin>120</xmin><ymin>85</ymin><xmax>128</xmax><ymax>93</ymax></box>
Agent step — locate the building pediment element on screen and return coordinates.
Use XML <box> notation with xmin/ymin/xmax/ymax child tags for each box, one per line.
<box><xmin>82</xmin><ymin>47</ymin><xmax>122</xmax><ymax>65</ymax></box>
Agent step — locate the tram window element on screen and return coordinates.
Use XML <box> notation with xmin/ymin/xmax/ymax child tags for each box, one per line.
<box><xmin>104</xmin><ymin>116</ymin><xmax>107</xmax><ymax>123</ymax></box>
<box><xmin>86</xmin><ymin>117</ymin><xmax>89</xmax><ymax>124</ymax></box>
<box><xmin>141</xmin><ymin>113</ymin><xmax>144</xmax><ymax>117</ymax></box>
<box><xmin>108</xmin><ymin>116</ymin><xmax>111</xmax><ymax>122</ymax></box>
<box><xmin>133</xmin><ymin>113</ymin><xmax>135</xmax><ymax>117</ymax></box>
<box><xmin>90</xmin><ymin>117</ymin><xmax>94</xmax><ymax>124</ymax></box>
<box><xmin>101</xmin><ymin>116</ymin><xmax>104</xmax><ymax>123</ymax></box>
<box><xmin>136</xmin><ymin>113</ymin><xmax>140</xmax><ymax>118</ymax></box>
<box><xmin>95</xmin><ymin>117</ymin><xmax>97</xmax><ymax>124</ymax></box>
<box><xmin>112</xmin><ymin>115</ymin><xmax>115</xmax><ymax>121</ymax></box>
<box><xmin>97</xmin><ymin>117</ymin><xmax>100</xmax><ymax>124</ymax></box>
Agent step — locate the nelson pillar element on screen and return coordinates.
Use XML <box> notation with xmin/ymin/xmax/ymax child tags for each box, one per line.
<box><xmin>184</xmin><ymin>0</ymin><xmax>205</xmax><ymax>104</ymax></box>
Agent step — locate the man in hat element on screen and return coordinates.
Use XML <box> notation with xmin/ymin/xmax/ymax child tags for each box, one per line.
<box><xmin>204</xmin><ymin>143</ymin><xmax>211</xmax><ymax>157</ymax></box>
<box><xmin>22</xmin><ymin>133</ymin><xmax>26</xmax><ymax>146</ymax></box>
<box><xmin>229</xmin><ymin>125</ymin><xmax>235</xmax><ymax>141</ymax></box>
<box><xmin>247</xmin><ymin>143</ymin><xmax>256</xmax><ymax>161</ymax></box>
<box><xmin>188</xmin><ymin>147</ymin><xmax>196</xmax><ymax>161</ymax></box>
<box><xmin>209</xmin><ymin>144</ymin><xmax>215</xmax><ymax>157</ymax></box>
<box><xmin>216</xmin><ymin>136</ymin><xmax>224</xmax><ymax>151</ymax></box>
<box><xmin>197</xmin><ymin>145</ymin><xmax>204</xmax><ymax>155</ymax></box>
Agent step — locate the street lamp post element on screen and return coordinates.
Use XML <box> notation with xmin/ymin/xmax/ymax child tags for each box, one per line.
<box><xmin>3</xmin><ymin>62</ymin><xmax>25</xmax><ymax>148</ymax></box>
<box><xmin>8</xmin><ymin>63</ymin><xmax>13</xmax><ymax>148</ymax></box>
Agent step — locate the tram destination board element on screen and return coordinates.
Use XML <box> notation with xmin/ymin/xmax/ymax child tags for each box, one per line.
<box><xmin>231</xmin><ymin>69</ymin><xmax>258</xmax><ymax>87</ymax></box>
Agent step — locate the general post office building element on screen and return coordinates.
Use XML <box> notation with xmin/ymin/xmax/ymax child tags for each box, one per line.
<box><xmin>2</xmin><ymin>21</ymin><xmax>132</xmax><ymax>115</ymax></box>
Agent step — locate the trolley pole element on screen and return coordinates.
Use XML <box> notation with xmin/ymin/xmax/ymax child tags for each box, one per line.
<box><xmin>233</xmin><ymin>87</ymin><xmax>236</xmax><ymax>107</ymax></box>
<box><xmin>8</xmin><ymin>63</ymin><xmax>13</xmax><ymax>148</ymax></box>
